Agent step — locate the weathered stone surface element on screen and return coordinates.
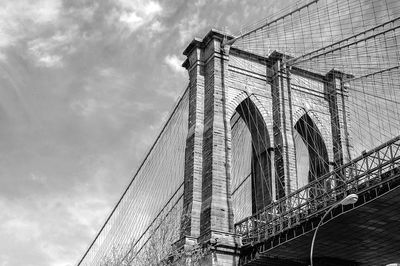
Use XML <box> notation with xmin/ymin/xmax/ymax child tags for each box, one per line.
<box><xmin>179</xmin><ymin>29</ymin><xmax>351</xmax><ymax>265</ymax></box>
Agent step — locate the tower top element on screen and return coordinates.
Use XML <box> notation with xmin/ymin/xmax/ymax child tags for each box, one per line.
<box><xmin>182</xmin><ymin>29</ymin><xmax>235</xmax><ymax>56</ymax></box>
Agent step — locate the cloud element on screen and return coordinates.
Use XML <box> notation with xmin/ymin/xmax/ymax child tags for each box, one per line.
<box><xmin>64</xmin><ymin>2</ymin><xmax>99</xmax><ymax>23</ymax></box>
<box><xmin>177</xmin><ymin>12</ymin><xmax>207</xmax><ymax>44</ymax></box>
<box><xmin>0</xmin><ymin>0</ymin><xmax>98</xmax><ymax>65</ymax></box>
<box><xmin>30</xmin><ymin>173</ymin><xmax>48</xmax><ymax>184</ymax></box>
<box><xmin>0</xmin><ymin>52</ymin><xmax>6</xmax><ymax>62</ymax></box>
<box><xmin>111</xmin><ymin>0</ymin><xmax>163</xmax><ymax>33</ymax></box>
<box><xmin>119</xmin><ymin>12</ymin><xmax>143</xmax><ymax>31</ymax></box>
<box><xmin>0</xmin><ymin>0</ymin><xmax>62</xmax><ymax>51</ymax></box>
<box><xmin>70</xmin><ymin>67</ymin><xmax>133</xmax><ymax>118</ymax></box>
<box><xmin>32</xmin><ymin>53</ymin><xmax>63</xmax><ymax>68</ymax></box>
<box><xmin>149</xmin><ymin>20</ymin><xmax>165</xmax><ymax>34</ymax></box>
<box><xmin>27</xmin><ymin>27</ymin><xmax>78</xmax><ymax>68</ymax></box>
<box><xmin>117</xmin><ymin>0</ymin><xmax>162</xmax><ymax>16</ymax></box>
<box><xmin>164</xmin><ymin>54</ymin><xmax>184</xmax><ymax>74</ymax></box>
<box><xmin>70</xmin><ymin>98</ymin><xmax>102</xmax><ymax>117</ymax></box>
<box><xmin>0</xmin><ymin>177</ymin><xmax>114</xmax><ymax>266</ymax></box>
<box><xmin>1</xmin><ymin>216</ymin><xmax>41</xmax><ymax>243</ymax></box>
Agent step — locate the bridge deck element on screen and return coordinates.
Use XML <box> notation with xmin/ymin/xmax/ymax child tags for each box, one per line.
<box><xmin>237</xmin><ymin>137</ymin><xmax>400</xmax><ymax>265</ymax></box>
<box><xmin>243</xmin><ymin>175</ymin><xmax>400</xmax><ymax>265</ymax></box>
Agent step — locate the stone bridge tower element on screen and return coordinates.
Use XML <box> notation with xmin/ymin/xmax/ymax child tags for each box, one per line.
<box><xmin>176</xmin><ymin>29</ymin><xmax>352</xmax><ymax>265</ymax></box>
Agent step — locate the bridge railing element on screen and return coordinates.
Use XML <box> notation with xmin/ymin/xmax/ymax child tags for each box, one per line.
<box><xmin>235</xmin><ymin>136</ymin><xmax>400</xmax><ymax>245</ymax></box>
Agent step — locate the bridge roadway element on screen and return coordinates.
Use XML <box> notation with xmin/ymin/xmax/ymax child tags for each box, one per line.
<box><xmin>235</xmin><ymin>136</ymin><xmax>400</xmax><ymax>266</ymax></box>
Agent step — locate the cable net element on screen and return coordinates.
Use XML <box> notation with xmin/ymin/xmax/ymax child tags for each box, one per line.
<box><xmin>229</xmin><ymin>0</ymin><xmax>400</xmax><ymax>220</ymax></box>
<box><xmin>233</xmin><ymin>0</ymin><xmax>400</xmax><ymax>58</ymax></box>
<box><xmin>232</xmin><ymin>0</ymin><xmax>400</xmax><ymax>154</ymax></box>
<box><xmin>231</xmin><ymin>113</ymin><xmax>252</xmax><ymax>223</ymax></box>
<box><xmin>78</xmin><ymin>89</ymin><xmax>189</xmax><ymax>266</ymax></box>
<box><xmin>79</xmin><ymin>0</ymin><xmax>400</xmax><ymax>263</ymax></box>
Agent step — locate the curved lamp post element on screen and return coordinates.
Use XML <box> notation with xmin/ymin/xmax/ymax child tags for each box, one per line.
<box><xmin>310</xmin><ymin>193</ymin><xmax>358</xmax><ymax>266</ymax></box>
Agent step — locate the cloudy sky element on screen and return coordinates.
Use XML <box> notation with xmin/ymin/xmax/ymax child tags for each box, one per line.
<box><xmin>0</xmin><ymin>0</ymin><xmax>291</xmax><ymax>265</ymax></box>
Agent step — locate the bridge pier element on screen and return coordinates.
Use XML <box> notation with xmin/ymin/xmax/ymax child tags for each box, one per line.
<box><xmin>269</xmin><ymin>51</ymin><xmax>298</xmax><ymax>197</ymax></box>
<box><xmin>325</xmin><ymin>70</ymin><xmax>353</xmax><ymax>169</ymax></box>
<box><xmin>178</xmin><ymin>30</ymin><xmax>241</xmax><ymax>265</ymax></box>
<box><xmin>178</xmin><ymin>28</ymin><xmax>355</xmax><ymax>265</ymax></box>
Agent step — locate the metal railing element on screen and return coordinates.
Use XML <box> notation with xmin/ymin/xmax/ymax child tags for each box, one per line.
<box><xmin>235</xmin><ymin>136</ymin><xmax>400</xmax><ymax>246</ymax></box>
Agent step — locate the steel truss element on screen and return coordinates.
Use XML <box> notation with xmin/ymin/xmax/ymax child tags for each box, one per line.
<box><xmin>235</xmin><ymin>136</ymin><xmax>400</xmax><ymax>264</ymax></box>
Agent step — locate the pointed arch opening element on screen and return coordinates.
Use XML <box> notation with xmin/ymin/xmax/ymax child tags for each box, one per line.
<box><xmin>230</xmin><ymin>98</ymin><xmax>272</xmax><ymax>223</ymax></box>
<box><xmin>294</xmin><ymin>114</ymin><xmax>329</xmax><ymax>190</ymax></box>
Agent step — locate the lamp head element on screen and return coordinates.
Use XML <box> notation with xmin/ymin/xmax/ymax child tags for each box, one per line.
<box><xmin>341</xmin><ymin>194</ymin><xmax>358</xmax><ymax>206</ymax></box>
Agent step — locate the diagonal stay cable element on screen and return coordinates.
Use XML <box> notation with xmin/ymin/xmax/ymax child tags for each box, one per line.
<box><xmin>77</xmin><ymin>86</ymin><xmax>189</xmax><ymax>266</ymax></box>
<box><xmin>120</xmin><ymin>182</ymin><xmax>184</xmax><ymax>264</ymax></box>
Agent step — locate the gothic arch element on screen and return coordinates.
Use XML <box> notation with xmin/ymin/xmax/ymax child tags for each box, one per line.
<box><xmin>230</xmin><ymin>97</ymin><xmax>273</xmax><ymax>220</ymax></box>
<box><xmin>293</xmin><ymin>109</ymin><xmax>330</xmax><ymax>147</ymax></box>
<box><xmin>228</xmin><ymin>92</ymin><xmax>273</xmax><ymax>146</ymax></box>
<box><xmin>294</xmin><ymin>112</ymin><xmax>329</xmax><ymax>189</ymax></box>
<box><xmin>293</xmin><ymin>108</ymin><xmax>333</xmax><ymax>158</ymax></box>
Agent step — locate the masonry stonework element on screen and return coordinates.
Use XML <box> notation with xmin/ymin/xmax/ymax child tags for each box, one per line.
<box><xmin>178</xmin><ymin>29</ymin><xmax>351</xmax><ymax>265</ymax></box>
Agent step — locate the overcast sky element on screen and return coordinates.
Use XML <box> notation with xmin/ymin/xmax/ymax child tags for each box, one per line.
<box><xmin>0</xmin><ymin>1</ymin><xmax>293</xmax><ymax>265</ymax></box>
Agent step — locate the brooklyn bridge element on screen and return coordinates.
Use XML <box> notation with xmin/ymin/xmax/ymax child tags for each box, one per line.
<box><xmin>78</xmin><ymin>0</ymin><xmax>400</xmax><ymax>265</ymax></box>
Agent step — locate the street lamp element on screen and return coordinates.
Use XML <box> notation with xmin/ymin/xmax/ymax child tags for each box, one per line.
<box><xmin>310</xmin><ymin>193</ymin><xmax>358</xmax><ymax>266</ymax></box>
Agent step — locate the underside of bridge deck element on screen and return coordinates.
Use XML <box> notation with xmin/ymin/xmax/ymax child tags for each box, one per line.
<box><xmin>241</xmin><ymin>178</ymin><xmax>400</xmax><ymax>266</ymax></box>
